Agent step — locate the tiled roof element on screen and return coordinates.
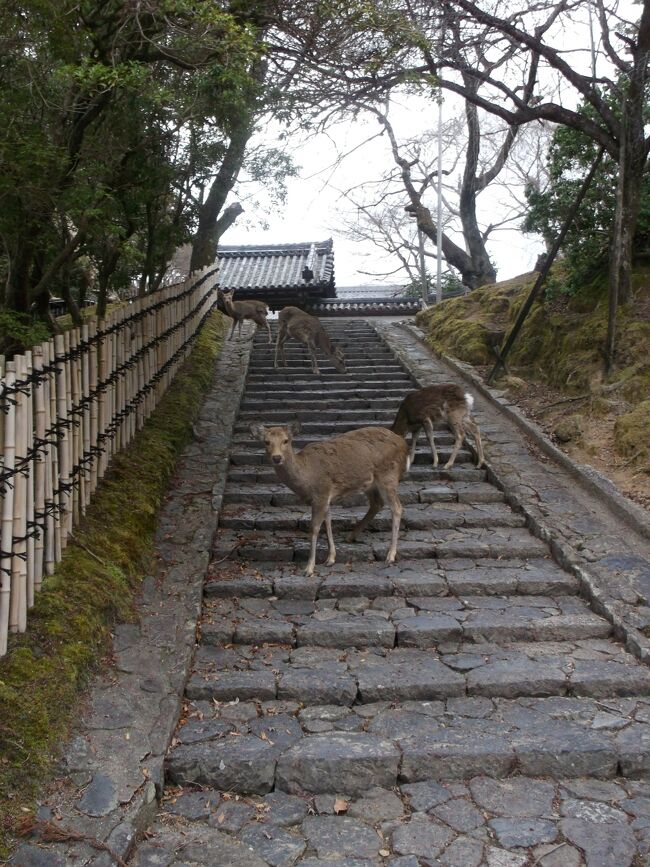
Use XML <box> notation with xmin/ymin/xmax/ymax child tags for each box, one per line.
<box><xmin>306</xmin><ymin>298</ymin><xmax>423</xmax><ymax>317</ymax></box>
<box><xmin>216</xmin><ymin>240</ymin><xmax>335</xmax><ymax>297</ymax></box>
<box><xmin>336</xmin><ymin>284</ymin><xmax>408</xmax><ymax>299</ymax></box>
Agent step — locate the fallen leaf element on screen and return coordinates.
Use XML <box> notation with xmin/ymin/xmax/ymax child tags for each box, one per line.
<box><xmin>333</xmin><ymin>798</ymin><xmax>348</xmax><ymax>814</ymax></box>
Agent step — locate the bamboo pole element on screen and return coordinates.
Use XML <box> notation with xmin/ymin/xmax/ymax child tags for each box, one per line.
<box><xmin>0</xmin><ymin>363</ymin><xmax>16</xmax><ymax>655</ymax></box>
<box><xmin>55</xmin><ymin>334</ymin><xmax>71</xmax><ymax>549</ymax></box>
<box><xmin>88</xmin><ymin>321</ymin><xmax>98</xmax><ymax>498</ymax></box>
<box><xmin>11</xmin><ymin>355</ymin><xmax>28</xmax><ymax>632</ymax></box>
<box><xmin>97</xmin><ymin>319</ymin><xmax>108</xmax><ymax>479</ymax></box>
<box><xmin>45</xmin><ymin>340</ymin><xmax>61</xmax><ymax>567</ymax></box>
<box><xmin>115</xmin><ymin>309</ymin><xmax>125</xmax><ymax>451</ymax></box>
<box><xmin>81</xmin><ymin>323</ymin><xmax>91</xmax><ymax>513</ymax></box>
<box><xmin>24</xmin><ymin>351</ymin><xmax>35</xmax><ymax>610</ymax></box>
<box><xmin>33</xmin><ymin>347</ymin><xmax>46</xmax><ymax>592</ymax></box>
<box><xmin>69</xmin><ymin>330</ymin><xmax>81</xmax><ymax>525</ymax></box>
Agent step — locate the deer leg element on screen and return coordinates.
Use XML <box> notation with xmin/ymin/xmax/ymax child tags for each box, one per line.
<box><xmin>444</xmin><ymin>421</ymin><xmax>465</xmax><ymax>469</ymax></box>
<box><xmin>238</xmin><ymin>318</ymin><xmax>244</xmax><ymax>337</ymax></box>
<box><xmin>306</xmin><ymin>498</ymin><xmax>327</xmax><ymax>577</ymax></box>
<box><xmin>274</xmin><ymin>327</ymin><xmax>286</xmax><ymax>368</ymax></box>
<box><xmin>324</xmin><ymin>508</ymin><xmax>336</xmax><ymax>566</ymax></box>
<box><xmin>348</xmin><ymin>488</ymin><xmax>383</xmax><ymax>543</ymax></box>
<box><xmin>229</xmin><ymin>317</ymin><xmax>237</xmax><ymax>339</ymax></box>
<box><xmin>265</xmin><ymin>318</ymin><xmax>272</xmax><ymax>344</ymax></box>
<box><xmin>423</xmin><ymin>417</ymin><xmax>439</xmax><ymax>467</ymax></box>
<box><xmin>464</xmin><ymin>416</ymin><xmax>486</xmax><ymax>468</ymax></box>
<box><xmin>409</xmin><ymin>427</ymin><xmax>421</xmax><ymax>465</ymax></box>
<box><xmin>309</xmin><ymin>344</ymin><xmax>320</xmax><ymax>375</ymax></box>
<box><xmin>377</xmin><ymin>481</ymin><xmax>402</xmax><ymax>564</ymax></box>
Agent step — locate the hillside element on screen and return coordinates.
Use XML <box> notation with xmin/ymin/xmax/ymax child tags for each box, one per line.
<box><xmin>416</xmin><ymin>267</ymin><xmax>650</xmax><ymax>509</ymax></box>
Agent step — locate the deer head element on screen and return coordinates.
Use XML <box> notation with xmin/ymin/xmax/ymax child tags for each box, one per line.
<box><xmin>250</xmin><ymin>421</ymin><xmax>301</xmax><ymax>466</ymax></box>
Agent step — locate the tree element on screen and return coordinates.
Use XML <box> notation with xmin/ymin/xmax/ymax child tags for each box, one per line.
<box><xmin>419</xmin><ymin>0</ymin><xmax>650</xmax><ymax>369</ymax></box>
<box><xmin>0</xmin><ymin>0</ymin><xmax>261</xmax><ymax>318</ymax></box>
<box><xmin>525</xmin><ymin>110</ymin><xmax>650</xmax><ymax>293</ymax></box>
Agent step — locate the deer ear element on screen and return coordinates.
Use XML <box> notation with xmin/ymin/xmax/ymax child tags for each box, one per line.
<box><xmin>250</xmin><ymin>423</ymin><xmax>266</xmax><ymax>440</ymax></box>
<box><xmin>288</xmin><ymin>420</ymin><xmax>301</xmax><ymax>436</ymax></box>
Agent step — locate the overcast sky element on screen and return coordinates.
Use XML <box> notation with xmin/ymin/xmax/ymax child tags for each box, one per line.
<box><xmin>225</xmin><ymin>108</ymin><xmax>547</xmax><ymax>288</ymax></box>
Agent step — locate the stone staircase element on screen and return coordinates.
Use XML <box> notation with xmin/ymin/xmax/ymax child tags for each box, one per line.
<box><xmin>155</xmin><ymin>319</ymin><xmax>650</xmax><ymax>866</ymax></box>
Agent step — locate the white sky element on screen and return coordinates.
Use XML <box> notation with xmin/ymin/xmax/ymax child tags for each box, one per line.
<box><xmin>226</xmin><ymin>110</ymin><xmax>546</xmax><ymax>288</ymax></box>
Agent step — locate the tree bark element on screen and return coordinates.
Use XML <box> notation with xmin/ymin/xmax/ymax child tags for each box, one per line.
<box><xmin>604</xmin><ymin>0</ymin><xmax>650</xmax><ymax>374</ymax></box>
<box><xmin>190</xmin><ymin>119</ymin><xmax>251</xmax><ymax>272</ymax></box>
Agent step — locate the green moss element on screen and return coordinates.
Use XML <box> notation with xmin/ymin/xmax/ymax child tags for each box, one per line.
<box><xmin>418</xmin><ymin>267</ymin><xmax>649</xmax><ymax>398</ymax></box>
<box><xmin>0</xmin><ymin>312</ymin><xmax>226</xmax><ymax>856</ymax></box>
<box><xmin>614</xmin><ymin>400</ymin><xmax>650</xmax><ymax>466</ymax></box>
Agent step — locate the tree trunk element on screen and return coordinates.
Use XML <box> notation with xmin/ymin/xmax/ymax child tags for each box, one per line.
<box><xmin>604</xmin><ymin>6</ymin><xmax>650</xmax><ymax>374</ymax></box>
<box><xmin>190</xmin><ymin>119</ymin><xmax>251</xmax><ymax>272</ymax></box>
<box><xmin>459</xmin><ymin>83</ymin><xmax>497</xmax><ymax>288</ymax></box>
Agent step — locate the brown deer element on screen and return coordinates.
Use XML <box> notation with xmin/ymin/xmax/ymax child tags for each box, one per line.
<box><xmin>391</xmin><ymin>384</ymin><xmax>486</xmax><ymax>470</ymax></box>
<box><xmin>221</xmin><ymin>289</ymin><xmax>271</xmax><ymax>343</ymax></box>
<box><xmin>274</xmin><ymin>306</ymin><xmax>346</xmax><ymax>374</ymax></box>
<box><xmin>250</xmin><ymin>422</ymin><xmax>409</xmax><ymax>576</ymax></box>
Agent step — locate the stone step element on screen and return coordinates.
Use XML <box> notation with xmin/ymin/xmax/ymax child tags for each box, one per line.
<box><xmin>166</xmin><ymin>693</ymin><xmax>650</xmax><ymax>793</ymax></box>
<box><xmin>237</xmin><ymin>408</ymin><xmax>400</xmax><ymax>424</ymax></box>
<box><xmin>251</xmin><ymin>346</ymin><xmax>395</xmax><ymax>357</ymax></box>
<box><xmin>228</xmin><ymin>445</ymin><xmax>474</xmax><ymax>467</ymax></box>
<box><xmin>240</xmin><ymin>399</ymin><xmax>406</xmax><ymax>413</ymax></box>
<box><xmin>212</xmin><ymin>526</ymin><xmax>549</xmax><ymax>564</ymax></box>
<box><xmin>249</xmin><ymin>365</ymin><xmax>406</xmax><ymax>376</ymax></box>
<box><xmin>230</xmin><ymin>448</ymin><xmax>474</xmax><ymax>468</ymax></box>
<box><xmin>221</xmin><ymin>480</ymin><xmax>505</xmax><ymax>507</ymax></box>
<box><xmin>233</xmin><ymin>418</ymin><xmax>426</xmax><ymax>435</ymax></box>
<box><xmin>231</xmin><ymin>431</ymin><xmax>454</xmax><ymax>449</ymax></box>
<box><xmin>137</xmin><ymin>771</ymin><xmax>650</xmax><ymax>866</ymax></box>
<box><xmin>218</xmin><ymin>502</ymin><xmax>525</xmax><ymax>532</ymax></box>
<box><xmin>241</xmin><ymin>386</ymin><xmax>413</xmax><ymax>401</ymax></box>
<box><xmin>198</xmin><ymin>593</ymin><xmax>610</xmax><ymax>649</ymax></box>
<box><xmin>183</xmin><ymin>640</ymin><xmax>650</xmax><ymax>707</ymax></box>
<box><xmin>204</xmin><ymin>558</ymin><xmax>580</xmax><ymax>600</ymax></box>
<box><xmin>226</xmin><ymin>464</ymin><xmax>489</xmax><ymax>486</ymax></box>
<box><xmin>246</xmin><ymin>372</ymin><xmax>414</xmax><ymax>383</ymax></box>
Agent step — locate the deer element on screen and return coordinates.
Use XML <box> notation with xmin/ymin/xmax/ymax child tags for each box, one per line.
<box><xmin>221</xmin><ymin>289</ymin><xmax>271</xmax><ymax>343</ymax></box>
<box><xmin>250</xmin><ymin>421</ymin><xmax>410</xmax><ymax>576</ymax></box>
<box><xmin>274</xmin><ymin>306</ymin><xmax>346</xmax><ymax>375</ymax></box>
<box><xmin>391</xmin><ymin>383</ymin><xmax>486</xmax><ymax>470</ymax></box>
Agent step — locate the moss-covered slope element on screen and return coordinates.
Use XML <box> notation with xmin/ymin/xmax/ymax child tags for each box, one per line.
<box><xmin>416</xmin><ymin>267</ymin><xmax>650</xmax><ymax>470</ymax></box>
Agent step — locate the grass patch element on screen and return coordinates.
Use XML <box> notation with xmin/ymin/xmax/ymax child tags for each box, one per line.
<box><xmin>0</xmin><ymin>311</ymin><xmax>227</xmax><ymax>856</ymax></box>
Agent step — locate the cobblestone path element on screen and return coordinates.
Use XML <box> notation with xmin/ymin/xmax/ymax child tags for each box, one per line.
<box><xmin>131</xmin><ymin>321</ymin><xmax>650</xmax><ymax>867</ymax></box>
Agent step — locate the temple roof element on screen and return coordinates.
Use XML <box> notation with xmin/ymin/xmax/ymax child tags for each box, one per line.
<box><xmin>216</xmin><ymin>240</ymin><xmax>335</xmax><ymax>307</ymax></box>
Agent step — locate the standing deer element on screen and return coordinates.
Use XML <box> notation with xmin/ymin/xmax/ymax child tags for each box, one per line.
<box><xmin>274</xmin><ymin>306</ymin><xmax>346</xmax><ymax>374</ymax></box>
<box><xmin>391</xmin><ymin>383</ymin><xmax>486</xmax><ymax>469</ymax></box>
<box><xmin>221</xmin><ymin>289</ymin><xmax>271</xmax><ymax>343</ymax></box>
<box><xmin>250</xmin><ymin>422</ymin><xmax>409</xmax><ymax>576</ymax></box>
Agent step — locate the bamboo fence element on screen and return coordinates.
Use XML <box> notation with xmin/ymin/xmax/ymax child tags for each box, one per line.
<box><xmin>0</xmin><ymin>263</ymin><xmax>221</xmax><ymax>656</ymax></box>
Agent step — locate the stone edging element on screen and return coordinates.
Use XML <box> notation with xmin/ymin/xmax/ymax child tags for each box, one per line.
<box><xmin>372</xmin><ymin>320</ymin><xmax>650</xmax><ymax>667</ymax></box>
<box><xmin>400</xmin><ymin>321</ymin><xmax>650</xmax><ymax>543</ymax></box>
<box><xmin>7</xmin><ymin>329</ymin><xmax>254</xmax><ymax>867</ymax></box>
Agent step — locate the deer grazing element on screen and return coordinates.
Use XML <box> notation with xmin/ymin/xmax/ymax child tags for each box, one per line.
<box><xmin>391</xmin><ymin>383</ymin><xmax>486</xmax><ymax>470</ymax></box>
<box><xmin>221</xmin><ymin>289</ymin><xmax>271</xmax><ymax>343</ymax></box>
<box><xmin>250</xmin><ymin>422</ymin><xmax>409</xmax><ymax>576</ymax></box>
<box><xmin>274</xmin><ymin>306</ymin><xmax>346</xmax><ymax>374</ymax></box>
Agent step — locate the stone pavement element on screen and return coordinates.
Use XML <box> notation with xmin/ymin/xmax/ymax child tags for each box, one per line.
<box><xmin>10</xmin><ymin>318</ymin><xmax>650</xmax><ymax>866</ymax></box>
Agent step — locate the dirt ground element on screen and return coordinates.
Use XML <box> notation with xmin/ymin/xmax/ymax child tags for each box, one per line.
<box><xmin>486</xmin><ymin>374</ymin><xmax>650</xmax><ymax>514</ymax></box>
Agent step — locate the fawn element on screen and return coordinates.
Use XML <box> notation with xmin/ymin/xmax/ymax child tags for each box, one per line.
<box><xmin>392</xmin><ymin>383</ymin><xmax>486</xmax><ymax>469</ymax></box>
<box><xmin>221</xmin><ymin>289</ymin><xmax>271</xmax><ymax>343</ymax></box>
<box><xmin>250</xmin><ymin>422</ymin><xmax>409</xmax><ymax>576</ymax></box>
<box><xmin>274</xmin><ymin>306</ymin><xmax>346</xmax><ymax>374</ymax></box>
